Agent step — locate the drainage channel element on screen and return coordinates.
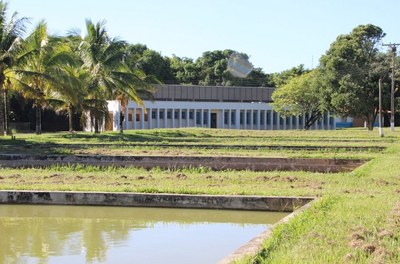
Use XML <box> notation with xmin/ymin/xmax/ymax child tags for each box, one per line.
<box><xmin>0</xmin><ymin>154</ymin><xmax>366</xmax><ymax>172</ymax></box>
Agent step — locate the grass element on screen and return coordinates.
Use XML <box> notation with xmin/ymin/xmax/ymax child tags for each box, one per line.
<box><xmin>1</xmin><ymin>127</ymin><xmax>400</xmax><ymax>263</ymax></box>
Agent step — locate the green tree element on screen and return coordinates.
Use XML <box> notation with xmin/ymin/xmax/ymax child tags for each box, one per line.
<box><xmin>272</xmin><ymin>70</ymin><xmax>325</xmax><ymax>130</ymax></box>
<box><xmin>320</xmin><ymin>24</ymin><xmax>386</xmax><ymax>130</ymax></box>
<box><xmin>0</xmin><ymin>1</ymin><xmax>27</xmax><ymax>135</ymax></box>
<box><xmin>49</xmin><ymin>63</ymin><xmax>89</xmax><ymax>132</ymax></box>
<box><xmin>170</xmin><ymin>55</ymin><xmax>200</xmax><ymax>85</ymax></box>
<box><xmin>13</xmin><ymin>21</ymin><xmax>58</xmax><ymax>134</ymax></box>
<box><xmin>271</xmin><ymin>64</ymin><xmax>309</xmax><ymax>88</ymax></box>
<box><xmin>127</xmin><ymin>46</ymin><xmax>174</xmax><ymax>83</ymax></box>
<box><xmin>78</xmin><ymin>20</ymin><xmax>154</xmax><ymax>133</ymax></box>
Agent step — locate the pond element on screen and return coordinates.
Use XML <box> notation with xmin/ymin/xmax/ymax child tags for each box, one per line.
<box><xmin>0</xmin><ymin>204</ymin><xmax>288</xmax><ymax>264</ymax></box>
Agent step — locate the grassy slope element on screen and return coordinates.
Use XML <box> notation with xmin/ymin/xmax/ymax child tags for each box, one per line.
<box><xmin>251</xmin><ymin>146</ymin><xmax>400</xmax><ymax>263</ymax></box>
<box><xmin>1</xmin><ymin>128</ymin><xmax>400</xmax><ymax>263</ymax></box>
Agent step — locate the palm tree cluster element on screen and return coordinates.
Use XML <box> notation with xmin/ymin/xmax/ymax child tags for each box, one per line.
<box><xmin>0</xmin><ymin>1</ymin><xmax>155</xmax><ymax>135</ymax></box>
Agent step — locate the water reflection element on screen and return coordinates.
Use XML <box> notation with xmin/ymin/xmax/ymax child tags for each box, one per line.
<box><xmin>0</xmin><ymin>205</ymin><xmax>287</xmax><ymax>264</ymax></box>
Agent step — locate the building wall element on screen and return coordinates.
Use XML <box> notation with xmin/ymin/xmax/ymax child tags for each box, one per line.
<box><xmin>98</xmin><ymin>100</ymin><xmax>335</xmax><ymax>131</ymax></box>
<box><xmin>83</xmin><ymin>85</ymin><xmax>336</xmax><ymax>132</ymax></box>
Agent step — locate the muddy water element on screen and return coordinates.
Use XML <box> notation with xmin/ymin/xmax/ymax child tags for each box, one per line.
<box><xmin>0</xmin><ymin>205</ymin><xmax>288</xmax><ymax>264</ymax></box>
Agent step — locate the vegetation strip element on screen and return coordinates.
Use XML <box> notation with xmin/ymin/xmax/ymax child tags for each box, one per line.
<box><xmin>4</xmin><ymin>142</ymin><xmax>386</xmax><ymax>152</ymax></box>
<box><xmin>0</xmin><ymin>154</ymin><xmax>366</xmax><ymax>172</ymax></box>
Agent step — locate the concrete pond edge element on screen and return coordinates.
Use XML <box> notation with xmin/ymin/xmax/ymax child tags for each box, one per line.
<box><xmin>0</xmin><ymin>190</ymin><xmax>315</xmax><ymax>263</ymax></box>
<box><xmin>218</xmin><ymin>198</ymin><xmax>317</xmax><ymax>263</ymax></box>
<box><xmin>0</xmin><ymin>154</ymin><xmax>366</xmax><ymax>172</ymax></box>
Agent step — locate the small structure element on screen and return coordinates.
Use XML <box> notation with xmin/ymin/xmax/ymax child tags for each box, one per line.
<box><xmin>88</xmin><ymin>84</ymin><xmax>336</xmax><ymax>131</ymax></box>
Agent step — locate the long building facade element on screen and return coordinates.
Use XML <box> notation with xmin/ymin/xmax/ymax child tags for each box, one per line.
<box><xmin>97</xmin><ymin>85</ymin><xmax>335</xmax><ymax>131</ymax></box>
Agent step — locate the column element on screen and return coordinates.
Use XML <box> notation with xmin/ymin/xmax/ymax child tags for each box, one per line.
<box><xmin>164</xmin><ymin>108</ymin><xmax>168</xmax><ymax>128</ymax></box>
<box><xmin>283</xmin><ymin>115</ymin><xmax>286</xmax><ymax>130</ymax></box>
<box><xmin>221</xmin><ymin>109</ymin><xmax>225</xmax><ymax>129</ymax></box>
<box><xmin>133</xmin><ymin>108</ymin><xmax>137</xmax><ymax>129</ymax></box>
<box><xmin>263</xmin><ymin>110</ymin><xmax>267</xmax><ymax>130</ymax></box>
<box><xmin>186</xmin><ymin>109</ymin><xmax>190</xmax><ymax>127</ymax></box>
<box><xmin>296</xmin><ymin>116</ymin><xmax>299</xmax><ymax>130</ymax></box>
<box><xmin>302</xmin><ymin>113</ymin><xmax>306</xmax><ymax>128</ymax></box>
<box><xmin>277</xmin><ymin>112</ymin><xmax>280</xmax><ymax>130</ymax></box>
<box><xmin>327</xmin><ymin>112</ymin><xmax>331</xmax><ymax>130</ymax></box>
<box><xmin>179</xmin><ymin>109</ymin><xmax>182</xmax><ymax>128</ymax></box>
<box><xmin>235</xmin><ymin>110</ymin><xmax>240</xmax><ymax>129</ymax></box>
<box><xmin>200</xmin><ymin>109</ymin><xmax>204</xmax><ymax>127</ymax></box>
<box><xmin>228</xmin><ymin>109</ymin><xmax>232</xmax><ymax>129</ymax></box>
<box><xmin>207</xmin><ymin>109</ymin><xmax>211</xmax><ymax>128</ymax></box>
<box><xmin>148</xmin><ymin>108</ymin><xmax>152</xmax><ymax>129</ymax></box>
<box><xmin>140</xmin><ymin>108</ymin><xmax>145</xmax><ymax>129</ymax></box>
<box><xmin>171</xmin><ymin>109</ymin><xmax>175</xmax><ymax>128</ymax></box>
<box><xmin>270</xmin><ymin>110</ymin><xmax>274</xmax><ymax>130</ymax></box>
<box><xmin>194</xmin><ymin>110</ymin><xmax>197</xmax><ymax>127</ymax></box>
<box><xmin>257</xmin><ymin>110</ymin><xmax>261</xmax><ymax>130</ymax></box>
<box><xmin>156</xmin><ymin>108</ymin><xmax>160</xmax><ymax>128</ymax></box>
<box><xmin>243</xmin><ymin>110</ymin><xmax>247</xmax><ymax>129</ymax></box>
<box><xmin>249</xmin><ymin>110</ymin><xmax>253</xmax><ymax>129</ymax></box>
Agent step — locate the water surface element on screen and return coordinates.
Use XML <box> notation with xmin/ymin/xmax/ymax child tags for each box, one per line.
<box><xmin>0</xmin><ymin>204</ymin><xmax>287</xmax><ymax>264</ymax></box>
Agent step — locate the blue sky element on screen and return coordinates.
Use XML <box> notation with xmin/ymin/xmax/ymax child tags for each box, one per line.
<box><xmin>8</xmin><ymin>0</ymin><xmax>399</xmax><ymax>73</ymax></box>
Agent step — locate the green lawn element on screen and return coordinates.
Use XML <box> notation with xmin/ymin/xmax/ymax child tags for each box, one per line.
<box><xmin>1</xmin><ymin>128</ymin><xmax>399</xmax><ymax>263</ymax></box>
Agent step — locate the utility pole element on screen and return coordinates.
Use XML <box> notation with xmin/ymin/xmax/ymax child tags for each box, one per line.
<box><xmin>382</xmin><ymin>43</ymin><xmax>399</xmax><ymax>131</ymax></box>
<box><xmin>379</xmin><ymin>78</ymin><xmax>384</xmax><ymax>137</ymax></box>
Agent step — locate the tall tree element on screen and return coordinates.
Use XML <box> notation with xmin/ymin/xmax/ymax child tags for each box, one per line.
<box><xmin>320</xmin><ymin>24</ymin><xmax>386</xmax><ymax>130</ymax></box>
<box><xmin>271</xmin><ymin>64</ymin><xmax>309</xmax><ymax>88</ymax></box>
<box><xmin>13</xmin><ymin>21</ymin><xmax>54</xmax><ymax>134</ymax></box>
<box><xmin>78</xmin><ymin>20</ymin><xmax>154</xmax><ymax>133</ymax></box>
<box><xmin>272</xmin><ymin>70</ymin><xmax>325</xmax><ymax>130</ymax></box>
<box><xmin>127</xmin><ymin>45</ymin><xmax>174</xmax><ymax>83</ymax></box>
<box><xmin>170</xmin><ymin>55</ymin><xmax>200</xmax><ymax>85</ymax></box>
<box><xmin>0</xmin><ymin>1</ymin><xmax>27</xmax><ymax>135</ymax></box>
<box><xmin>14</xmin><ymin>21</ymin><xmax>71</xmax><ymax>134</ymax></box>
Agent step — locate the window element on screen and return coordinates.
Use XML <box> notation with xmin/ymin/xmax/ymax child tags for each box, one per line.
<box><xmin>231</xmin><ymin>111</ymin><xmax>235</xmax><ymax>125</ymax></box>
<box><xmin>260</xmin><ymin>111</ymin><xmax>265</xmax><ymax>124</ymax></box>
<box><xmin>196</xmin><ymin>111</ymin><xmax>201</xmax><ymax>125</ymax></box>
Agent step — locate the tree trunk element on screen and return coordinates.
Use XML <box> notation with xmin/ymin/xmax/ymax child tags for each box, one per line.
<box><xmin>36</xmin><ymin>104</ymin><xmax>42</xmax><ymax>135</ymax></box>
<box><xmin>3</xmin><ymin>89</ymin><xmax>9</xmax><ymax>135</ymax></box>
<box><xmin>68</xmin><ymin>104</ymin><xmax>74</xmax><ymax>132</ymax></box>
<box><xmin>94</xmin><ymin>115</ymin><xmax>99</xmax><ymax>134</ymax></box>
<box><xmin>119</xmin><ymin>111</ymin><xmax>124</xmax><ymax>134</ymax></box>
<box><xmin>0</xmin><ymin>90</ymin><xmax>4</xmax><ymax>136</ymax></box>
<box><xmin>303</xmin><ymin>112</ymin><xmax>320</xmax><ymax>130</ymax></box>
<box><xmin>365</xmin><ymin>114</ymin><xmax>374</xmax><ymax>131</ymax></box>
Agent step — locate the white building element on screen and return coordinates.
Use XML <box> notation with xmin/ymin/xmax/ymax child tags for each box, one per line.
<box><xmin>97</xmin><ymin>85</ymin><xmax>335</xmax><ymax>131</ymax></box>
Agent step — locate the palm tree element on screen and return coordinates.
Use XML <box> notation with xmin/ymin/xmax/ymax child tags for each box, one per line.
<box><xmin>13</xmin><ymin>21</ymin><xmax>54</xmax><ymax>134</ymax></box>
<box><xmin>48</xmin><ymin>63</ymin><xmax>89</xmax><ymax>132</ymax></box>
<box><xmin>0</xmin><ymin>1</ymin><xmax>27</xmax><ymax>135</ymax></box>
<box><xmin>77</xmin><ymin>19</ymin><xmax>155</xmax><ymax>133</ymax></box>
<box><xmin>14</xmin><ymin>22</ymin><xmax>81</xmax><ymax>134</ymax></box>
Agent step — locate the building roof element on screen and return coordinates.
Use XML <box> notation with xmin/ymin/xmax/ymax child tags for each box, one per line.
<box><xmin>147</xmin><ymin>84</ymin><xmax>275</xmax><ymax>103</ymax></box>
